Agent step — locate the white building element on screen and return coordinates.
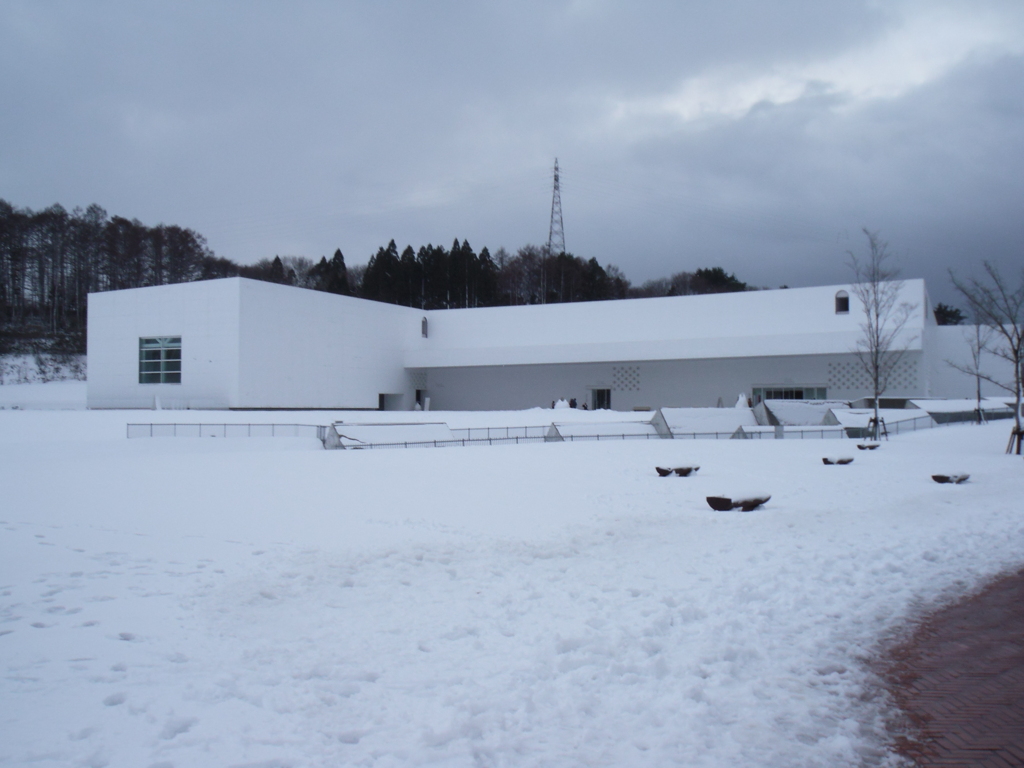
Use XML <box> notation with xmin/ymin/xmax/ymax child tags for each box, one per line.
<box><xmin>86</xmin><ymin>276</ymin><xmax>1006</xmax><ymax>411</ymax></box>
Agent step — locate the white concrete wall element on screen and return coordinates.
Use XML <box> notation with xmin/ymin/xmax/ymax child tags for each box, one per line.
<box><xmin>86</xmin><ymin>276</ymin><xmax>976</xmax><ymax>412</ymax></box>
<box><xmin>926</xmin><ymin>325</ymin><xmax>1016</xmax><ymax>400</ymax></box>
<box><xmin>408</xmin><ymin>280</ymin><xmax>928</xmax><ymax>369</ymax></box>
<box><xmin>87</xmin><ymin>280</ymin><xmax>241</xmax><ymax>409</ymax></box>
<box><xmin>416</xmin><ymin>351</ymin><xmax>927</xmax><ymax>411</ymax></box>
<box><xmin>235</xmin><ymin>279</ymin><xmax>419</xmax><ymax>409</ymax></box>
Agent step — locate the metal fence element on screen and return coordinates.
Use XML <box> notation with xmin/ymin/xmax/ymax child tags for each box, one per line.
<box><xmin>695</xmin><ymin>428</ymin><xmax>848</xmax><ymax>440</ymax></box>
<box><xmin>839</xmin><ymin>413</ymin><xmax>939</xmax><ymax>439</ymax></box>
<box><xmin>126</xmin><ymin>411</ymin><xmax>950</xmax><ymax>447</ymax></box>
<box><xmin>127</xmin><ymin>423</ymin><xmax>323</xmax><ymax>439</ymax></box>
<box><xmin>449</xmin><ymin>425</ymin><xmax>550</xmax><ymax>441</ymax></box>
<box><xmin>336</xmin><ymin>435</ymin><xmax>549</xmax><ymax>450</ymax></box>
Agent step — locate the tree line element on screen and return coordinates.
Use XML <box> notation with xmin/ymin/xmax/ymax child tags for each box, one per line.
<box><xmin>255</xmin><ymin>241</ymin><xmax>634</xmax><ymax>309</ymax></box>
<box><xmin>251</xmin><ymin>242</ymin><xmax>755</xmax><ymax>308</ymax></box>
<box><xmin>0</xmin><ymin>197</ymin><xmax>770</xmax><ymax>353</ymax></box>
<box><xmin>0</xmin><ymin>200</ymin><xmax>235</xmax><ymax>352</ymax></box>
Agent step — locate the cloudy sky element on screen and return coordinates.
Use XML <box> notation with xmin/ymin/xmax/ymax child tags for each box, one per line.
<box><xmin>2</xmin><ymin>0</ymin><xmax>1023</xmax><ymax>304</ymax></box>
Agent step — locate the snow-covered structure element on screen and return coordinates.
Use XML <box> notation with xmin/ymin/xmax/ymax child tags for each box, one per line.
<box><xmin>86</xmin><ymin>276</ymin><xmax>1009</xmax><ymax>410</ymax></box>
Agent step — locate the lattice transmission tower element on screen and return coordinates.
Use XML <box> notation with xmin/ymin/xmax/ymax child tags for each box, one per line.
<box><xmin>547</xmin><ymin>158</ymin><xmax>565</xmax><ymax>256</ymax></box>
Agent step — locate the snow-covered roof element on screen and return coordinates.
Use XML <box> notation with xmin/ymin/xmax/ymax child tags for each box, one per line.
<box><xmin>908</xmin><ymin>398</ymin><xmax>1013</xmax><ymax>414</ymax></box>
<box><xmin>764</xmin><ymin>401</ymin><xmax>850</xmax><ymax>426</ymax></box>
<box><xmin>826</xmin><ymin>409</ymin><xmax>934</xmax><ymax>428</ymax></box>
<box><xmin>405</xmin><ymin>281</ymin><xmax>928</xmax><ymax>368</ymax></box>
<box><xmin>660</xmin><ymin>407</ymin><xmax>759</xmax><ymax>434</ymax></box>
<box><xmin>549</xmin><ymin>421</ymin><xmax>660</xmax><ymax>439</ymax></box>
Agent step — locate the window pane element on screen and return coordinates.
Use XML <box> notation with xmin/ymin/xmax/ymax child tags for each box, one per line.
<box><xmin>140</xmin><ymin>336</ymin><xmax>182</xmax><ymax>384</ymax></box>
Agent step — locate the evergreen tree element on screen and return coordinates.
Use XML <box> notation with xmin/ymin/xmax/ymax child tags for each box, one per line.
<box><xmin>327</xmin><ymin>248</ymin><xmax>350</xmax><ymax>295</ymax></box>
<box><xmin>933</xmin><ymin>302</ymin><xmax>965</xmax><ymax>325</ymax></box>
<box><xmin>691</xmin><ymin>267</ymin><xmax>747</xmax><ymax>294</ymax></box>
<box><xmin>269</xmin><ymin>255</ymin><xmax>287</xmax><ymax>284</ymax></box>
<box><xmin>476</xmin><ymin>247</ymin><xmax>498</xmax><ymax>307</ymax></box>
<box><xmin>581</xmin><ymin>257</ymin><xmax>610</xmax><ymax>301</ymax></box>
<box><xmin>361</xmin><ymin>240</ymin><xmax>400</xmax><ymax>302</ymax></box>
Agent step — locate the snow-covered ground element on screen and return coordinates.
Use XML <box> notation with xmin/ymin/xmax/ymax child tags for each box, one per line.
<box><xmin>0</xmin><ymin>380</ymin><xmax>87</xmax><ymax>410</ymax></box>
<box><xmin>2</xmin><ymin>397</ymin><xmax>1023</xmax><ymax>767</ymax></box>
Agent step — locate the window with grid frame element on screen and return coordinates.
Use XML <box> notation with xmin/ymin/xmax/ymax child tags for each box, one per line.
<box><xmin>752</xmin><ymin>386</ymin><xmax>827</xmax><ymax>403</ymax></box>
<box><xmin>139</xmin><ymin>337</ymin><xmax>181</xmax><ymax>383</ymax></box>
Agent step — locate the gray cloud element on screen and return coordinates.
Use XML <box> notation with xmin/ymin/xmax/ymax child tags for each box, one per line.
<box><xmin>2</xmin><ymin>0</ymin><xmax>1022</xmax><ymax>306</ymax></box>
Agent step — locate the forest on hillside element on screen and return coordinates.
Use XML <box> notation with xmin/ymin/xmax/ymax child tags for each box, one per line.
<box><xmin>0</xmin><ymin>198</ymin><xmax>829</xmax><ymax>354</ymax></box>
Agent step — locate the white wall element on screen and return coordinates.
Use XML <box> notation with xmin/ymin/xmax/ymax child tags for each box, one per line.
<box><xmin>236</xmin><ymin>279</ymin><xmax>419</xmax><ymax>409</ymax></box>
<box><xmin>86</xmin><ymin>277</ymin><xmax>974</xmax><ymax>412</ymax></box>
<box><xmin>926</xmin><ymin>325</ymin><xmax>1016</xmax><ymax>400</ymax></box>
<box><xmin>87</xmin><ymin>280</ymin><xmax>241</xmax><ymax>409</ymax></box>
<box><xmin>408</xmin><ymin>281</ymin><xmax>927</xmax><ymax>369</ymax></box>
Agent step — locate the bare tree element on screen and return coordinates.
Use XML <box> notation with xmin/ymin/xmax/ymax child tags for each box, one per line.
<box><xmin>847</xmin><ymin>229</ymin><xmax>918</xmax><ymax>439</ymax></box>
<box><xmin>944</xmin><ymin>316</ymin><xmax>993</xmax><ymax>424</ymax></box>
<box><xmin>950</xmin><ymin>262</ymin><xmax>1024</xmax><ymax>454</ymax></box>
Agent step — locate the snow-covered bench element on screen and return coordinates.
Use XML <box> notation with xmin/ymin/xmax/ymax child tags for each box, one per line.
<box><xmin>706</xmin><ymin>495</ymin><xmax>771</xmax><ymax>512</ymax></box>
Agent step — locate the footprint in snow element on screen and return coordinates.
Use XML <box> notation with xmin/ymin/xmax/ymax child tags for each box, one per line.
<box><xmin>45</xmin><ymin>605</ymin><xmax>72</xmax><ymax>614</ymax></box>
<box><xmin>159</xmin><ymin>716</ymin><xmax>197</xmax><ymax>740</ymax></box>
<box><xmin>118</xmin><ymin>632</ymin><xmax>136</xmax><ymax>641</ymax></box>
<box><xmin>102</xmin><ymin>692</ymin><xmax>125</xmax><ymax>706</ymax></box>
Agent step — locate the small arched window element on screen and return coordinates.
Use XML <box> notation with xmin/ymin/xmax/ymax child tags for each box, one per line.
<box><xmin>835</xmin><ymin>290</ymin><xmax>849</xmax><ymax>314</ymax></box>
<box><xmin>421</xmin><ymin>317</ymin><xmax>428</xmax><ymax>338</ymax></box>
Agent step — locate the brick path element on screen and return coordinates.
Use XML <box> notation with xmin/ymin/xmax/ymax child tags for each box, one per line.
<box><xmin>885</xmin><ymin>567</ymin><xmax>1024</xmax><ymax>767</ymax></box>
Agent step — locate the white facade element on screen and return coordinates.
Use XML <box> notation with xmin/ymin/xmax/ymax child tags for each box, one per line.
<box><xmin>86</xmin><ymin>276</ymin><xmax>1007</xmax><ymax>411</ymax></box>
<box><xmin>88</xmin><ymin>279</ymin><xmax>242</xmax><ymax>409</ymax></box>
<box><xmin>88</xmin><ymin>278</ymin><xmax>420</xmax><ymax>410</ymax></box>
